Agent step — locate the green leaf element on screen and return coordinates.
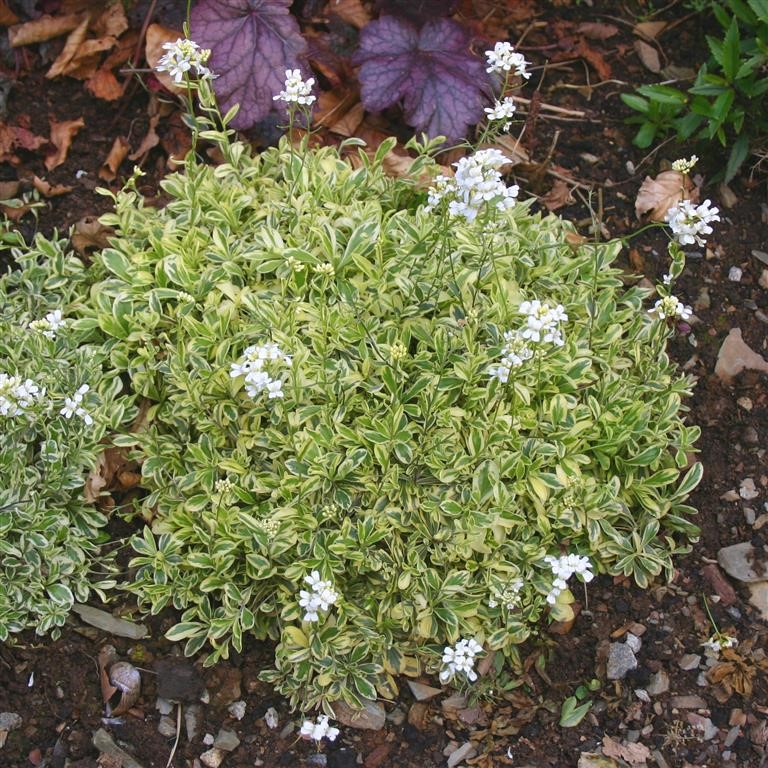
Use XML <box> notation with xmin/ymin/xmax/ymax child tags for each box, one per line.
<box><xmin>725</xmin><ymin>133</ymin><xmax>750</xmax><ymax>182</ymax></box>
<box><xmin>559</xmin><ymin>695</ymin><xmax>592</xmax><ymax>727</ymax></box>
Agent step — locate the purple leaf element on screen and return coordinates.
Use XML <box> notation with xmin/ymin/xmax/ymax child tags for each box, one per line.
<box><xmin>191</xmin><ymin>0</ymin><xmax>308</xmax><ymax>130</ymax></box>
<box><xmin>375</xmin><ymin>0</ymin><xmax>459</xmax><ymax>24</ymax></box>
<box><xmin>353</xmin><ymin>16</ymin><xmax>490</xmax><ymax>142</ymax></box>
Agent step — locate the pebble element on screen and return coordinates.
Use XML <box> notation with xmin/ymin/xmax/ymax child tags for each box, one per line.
<box><xmin>748</xmin><ymin>582</ymin><xmax>768</xmax><ymax>620</ymax></box>
<box><xmin>647</xmin><ymin>670</ymin><xmax>669</xmax><ymax>696</ymax></box>
<box><xmin>687</xmin><ymin>713</ymin><xmax>719</xmax><ymax>740</ymax></box>
<box><xmin>760</xmin><ymin>269</ymin><xmax>768</xmax><ymax>290</ymax></box>
<box><xmin>728</xmin><ymin>266</ymin><xmax>743</xmax><ymax>282</ymax></box>
<box><xmin>725</xmin><ymin>725</ymin><xmax>741</xmax><ymax>747</ymax></box>
<box><xmin>678</xmin><ymin>653</ymin><xmax>701</xmax><ymax>670</ymax></box>
<box><xmin>334</xmin><ymin>699</ymin><xmax>386</xmax><ymax>731</ymax></box>
<box><xmin>264</xmin><ymin>707</ymin><xmax>279</xmax><ymax>729</ymax></box>
<box><xmin>213</xmin><ymin>729</ymin><xmax>240</xmax><ymax>752</ymax></box>
<box><xmin>185</xmin><ymin>703</ymin><xmax>204</xmax><ymax>742</ymax></box>
<box><xmin>158</xmin><ymin>715</ymin><xmax>177</xmax><ymax>738</ymax></box>
<box><xmin>200</xmin><ymin>748</ymin><xmax>225</xmax><ymax>768</ymax></box>
<box><xmin>635</xmin><ymin>689</ymin><xmax>650</xmax><ymax>703</ymax></box>
<box><xmin>718</xmin><ymin>542</ymin><xmax>768</xmax><ymax>583</ymax></box>
<box><xmin>670</xmin><ymin>694</ymin><xmax>707</xmax><ymax>709</ymax></box>
<box><xmin>625</xmin><ymin>633</ymin><xmax>642</xmax><ymax>653</ymax></box>
<box><xmin>446</xmin><ymin>742</ymin><xmax>477</xmax><ymax>768</ymax></box>
<box><xmin>385</xmin><ymin>707</ymin><xmax>405</xmax><ymax>726</ymax></box>
<box><xmin>227</xmin><ymin>701</ymin><xmax>246</xmax><ymax>720</ymax></box>
<box><xmin>407</xmin><ymin>681</ymin><xmax>442</xmax><ymax>701</ymax></box>
<box><xmin>740</xmin><ymin>478</ymin><xmax>760</xmax><ymax>500</ymax></box>
<box><xmin>156</xmin><ymin>697</ymin><xmax>174</xmax><ymax>716</ymax></box>
<box><xmin>606</xmin><ymin>642</ymin><xmax>638</xmax><ymax>680</ymax></box>
<box><xmin>0</xmin><ymin>713</ymin><xmax>22</xmax><ymax>749</ymax></box>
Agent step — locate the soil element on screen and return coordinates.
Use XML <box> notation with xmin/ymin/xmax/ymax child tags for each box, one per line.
<box><xmin>1</xmin><ymin>2</ymin><xmax>767</xmax><ymax>767</ymax></box>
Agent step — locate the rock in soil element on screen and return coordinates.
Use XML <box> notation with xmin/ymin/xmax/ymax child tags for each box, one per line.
<box><xmin>406</xmin><ymin>680</ymin><xmax>442</xmax><ymax>701</ymax></box>
<box><xmin>748</xmin><ymin>581</ymin><xmax>768</xmax><ymax>620</ymax></box>
<box><xmin>200</xmin><ymin>747</ymin><xmax>226</xmax><ymax>768</ymax></box>
<box><xmin>333</xmin><ymin>699</ymin><xmax>386</xmax><ymax>730</ymax></box>
<box><xmin>647</xmin><ymin>669</ymin><xmax>670</xmax><ymax>696</ymax></box>
<box><xmin>446</xmin><ymin>741</ymin><xmax>477</xmax><ymax>768</ymax></box>
<box><xmin>0</xmin><ymin>713</ymin><xmax>22</xmax><ymax>748</ymax></box>
<box><xmin>678</xmin><ymin>653</ymin><xmax>702</xmax><ymax>670</ymax></box>
<box><xmin>213</xmin><ymin>729</ymin><xmax>240</xmax><ymax>751</ymax></box>
<box><xmin>154</xmin><ymin>658</ymin><xmax>206</xmax><ymax>702</ymax></box>
<box><xmin>718</xmin><ymin>542</ymin><xmax>768</xmax><ymax>582</ymax></box>
<box><xmin>92</xmin><ymin>728</ymin><xmax>145</xmax><ymax>768</ymax></box>
<box><xmin>606</xmin><ymin>642</ymin><xmax>638</xmax><ymax>680</ymax></box>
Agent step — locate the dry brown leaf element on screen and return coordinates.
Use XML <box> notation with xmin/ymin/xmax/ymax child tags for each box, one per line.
<box><xmin>92</xmin><ymin>1</ymin><xmax>128</xmax><ymax>38</ymax></box>
<box><xmin>0</xmin><ymin>0</ymin><xmax>19</xmax><ymax>26</ymax></box>
<box><xmin>86</xmin><ymin>67</ymin><xmax>124</xmax><ymax>100</ymax></box>
<box><xmin>635</xmin><ymin>170</ymin><xmax>697</xmax><ymax>221</ymax></box>
<box><xmin>98</xmin><ymin>645</ymin><xmax>119</xmax><ymax>709</ymax></box>
<box><xmin>145</xmin><ymin>23</ymin><xmax>184</xmax><ymax>93</ymax></box>
<box><xmin>106</xmin><ymin>661</ymin><xmax>141</xmax><ymax>716</ymax></box>
<box><xmin>328</xmin><ymin>0</ymin><xmax>371</xmax><ymax>28</ymax></box>
<box><xmin>71</xmin><ymin>215</ymin><xmax>113</xmax><ymax>255</ymax></box>
<box><xmin>0</xmin><ymin>180</ymin><xmax>19</xmax><ymax>198</ymax></box>
<box><xmin>46</xmin><ymin>14</ymin><xmax>90</xmax><ymax>79</ymax></box>
<box><xmin>32</xmin><ymin>176</ymin><xmax>72</xmax><ymax>197</ymax></box>
<box><xmin>102</xmin><ymin>29</ymin><xmax>139</xmax><ymax>70</ymax></box>
<box><xmin>45</xmin><ymin>117</ymin><xmax>84</xmax><ymax>171</ymax></box>
<box><xmin>634</xmin><ymin>20</ymin><xmax>668</xmax><ymax>40</ymax></box>
<box><xmin>128</xmin><ymin>114</ymin><xmax>160</xmax><ymax>161</ymax></box>
<box><xmin>602</xmin><ymin>736</ymin><xmax>651</xmax><ymax>765</ymax></box>
<box><xmin>327</xmin><ymin>102</ymin><xmax>364</xmax><ymax>137</ymax></box>
<box><xmin>8</xmin><ymin>12</ymin><xmax>84</xmax><ymax>47</ymax></box>
<box><xmin>541</xmin><ymin>179</ymin><xmax>575</xmax><ymax>211</ymax></box>
<box><xmin>99</xmin><ymin>136</ymin><xmax>130</xmax><ymax>181</ymax></box>
<box><xmin>63</xmin><ymin>36</ymin><xmax>119</xmax><ymax>79</ymax></box>
<box><xmin>576</xmin><ymin>22</ymin><xmax>619</xmax><ymax>40</ymax></box>
<box><xmin>485</xmin><ymin>134</ymin><xmax>530</xmax><ymax>166</ymax></box>
<box><xmin>634</xmin><ymin>39</ymin><xmax>661</xmax><ymax>73</ymax></box>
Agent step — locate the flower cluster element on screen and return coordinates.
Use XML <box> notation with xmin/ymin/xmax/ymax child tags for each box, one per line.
<box><xmin>665</xmin><ymin>199</ymin><xmax>720</xmax><ymax>247</ymax></box>
<box><xmin>0</xmin><ymin>373</ymin><xmax>41</xmax><ymax>417</ymax></box>
<box><xmin>29</xmin><ymin>309</ymin><xmax>66</xmax><ymax>340</ymax></box>
<box><xmin>519</xmin><ymin>300</ymin><xmax>568</xmax><ymax>346</ymax></box>
<box><xmin>488</xmin><ymin>578</ymin><xmax>524</xmax><ymax>610</ymax></box>
<box><xmin>156</xmin><ymin>38</ymin><xmax>213</xmax><ymax>84</ymax></box>
<box><xmin>60</xmin><ymin>384</ymin><xmax>93</xmax><ymax>425</ymax></box>
<box><xmin>273</xmin><ymin>68</ymin><xmax>316</xmax><ymax>106</ymax></box>
<box><xmin>426</xmin><ymin>149</ymin><xmax>519</xmax><ymax>222</ymax></box>
<box><xmin>230</xmin><ymin>342</ymin><xmax>291</xmax><ymax>400</ymax></box>
<box><xmin>485</xmin><ymin>42</ymin><xmax>531</xmax><ymax>79</ymax></box>
<box><xmin>488</xmin><ymin>330</ymin><xmax>533</xmax><ymax>383</ymax></box>
<box><xmin>298</xmin><ymin>570</ymin><xmax>339</xmax><ymax>623</ymax></box>
<box><xmin>440</xmin><ymin>637</ymin><xmax>483</xmax><ymax>683</ymax></box>
<box><xmin>649</xmin><ymin>295</ymin><xmax>692</xmax><ymax>322</ymax></box>
<box><xmin>300</xmin><ymin>714</ymin><xmax>340</xmax><ymax>743</ymax></box>
<box><xmin>484</xmin><ymin>96</ymin><xmax>517</xmax><ymax>132</ymax></box>
<box><xmin>545</xmin><ymin>553</ymin><xmax>594</xmax><ymax>604</ymax></box>
<box><xmin>702</xmin><ymin>633</ymin><xmax>738</xmax><ymax>658</ymax></box>
<box><xmin>671</xmin><ymin>155</ymin><xmax>698</xmax><ymax>174</ymax></box>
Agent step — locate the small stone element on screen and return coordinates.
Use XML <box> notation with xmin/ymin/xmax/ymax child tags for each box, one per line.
<box><xmin>647</xmin><ymin>670</ymin><xmax>669</xmax><ymax>696</ymax></box>
<box><xmin>364</xmin><ymin>744</ymin><xmax>392</xmax><ymax>768</ymax></box>
<box><xmin>747</xmin><ymin>582</ymin><xmax>768</xmax><ymax>621</ymax></box>
<box><xmin>264</xmin><ymin>707</ymin><xmax>279</xmax><ymax>729</ymax></box>
<box><xmin>635</xmin><ymin>689</ymin><xmax>650</xmax><ymax>703</ymax></box>
<box><xmin>718</xmin><ymin>542</ymin><xmax>768</xmax><ymax>582</ymax></box>
<box><xmin>203</xmin><ymin>734</ymin><xmax>215</xmax><ymax>746</ymax></box>
<box><xmin>740</xmin><ymin>478</ymin><xmax>760</xmax><ymax>500</ymax></box>
<box><xmin>158</xmin><ymin>715</ymin><xmax>177</xmax><ymax>738</ymax></box>
<box><xmin>701</xmin><ymin>564</ymin><xmax>738</xmax><ymax>606</ymax></box>
<box><xmin>227</xmin><ymin>701</ymin><xmax>246</xmax><ymax>721</ymax></box>
<box><xmin>441</xmin><ymin>693</ymin><xmax>468</xmax><ymax>716</ymax></box>
<box><xmin>156</xmin><ymin>697</ymin><xmax>174</xmax><ymax>716</ymax></box>
<box><xmin>606</xmin><ymin>643</ymin><xmax>638</xmax><ymax>680</ymax></box>
<box><xmin>694</xmin><ymin>287</ymin><xmax>710</xmax><ymax>311</ymax></box>
<box><xmin>385</xmin><ymin>707</ymin><xmax>405</xmax><ymax>726</ymax></box>
<box><xmin>760</xmin><ymin>269</ymin><xmax>768</xmax><ymax>290</ymax></box>
<box><xmin>406</xmin><ymin>681</ymin><xmax>442</xmax><ymax>701</ymax></box>
<box><xmin>678</xmin><ymin>654</ymin><xmax>701</xmax><ymax>670</ymax></box>
<box><xmin>185</xmin><ymin>703</ymin><xmax>204</xmax><ymax>742</ymax></box>
<box><xmin>744</xmin><ymin>426</ymin><xmax>760</xmax><ymax>444</ymax></box>
<box><xmin>306</xmin><ymin>755</ymin><xmax>327</xmax><ymax>768</ymax></box>
<box><xmin>334</xmin><ymin>699</ymin><xmax>386</xmax><ymax>731</ymax></box>
<box><xmin>724</xmin><ymin>725</ymin><xmax>741</xmax><ymax>747</ymax></box>
<box><xmin>92</xmin><ymin>729</ymin><xmax>145</xmax><ymax>768</ymax></box>
<box><xmin>625</xmin><ymin>633</ymin><xmax>642</xmax><ymax>653</ymax></box>
<box><xmin>213</xmin><ymin>729</ymin><xmax>240</xmax><ymax>752</ymax></box>
<box><xmin>200</xmin><ymin>748</ymin><xmax>225</xmax><ymax>768</ymax></box>
<box><xmin>578</xmin><ymin>754</ymin><xmax>620</xmax><ymax>768</ymax></box>
<box><xmin>0</xmin><ymin>713</ymin><xmax>23</xmax><ymax>749</ymax></box>
<box><xmin>715</xmin><ymin>328</ymin><xmax>768</xmax><ymax>383</ymax></box>
<box><xmin>687</xmin><ymin>713</ymin><xmax>719</xmax><ymax>740</ymax></box>
<box><xmin>446</xmin><ymin>742</ymin><xmax>477</xmax><ymax>768</ymax></box>
<box><xmin>728</xmin><ymin>266</ymin><xmax>743</xmax><ymax>282</ymax></box>
<box><xmin>745</xmin><ymin>507</ymin><xmax>757</xmax><ymax>525</ymax></box>
<box><xmin>669</xmin><ymin>694</ymin><xmax>707</xmax><ymax>709</ymax></box>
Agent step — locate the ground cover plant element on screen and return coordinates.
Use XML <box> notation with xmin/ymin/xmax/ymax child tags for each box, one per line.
<box><xmin>0</xmin><ymin>43</ymin><xmax>710</xmax><ymax>721</ymax></box>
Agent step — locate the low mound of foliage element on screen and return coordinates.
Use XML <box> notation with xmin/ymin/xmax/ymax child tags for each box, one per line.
<box><xmin>0</xmin><ymin>118</ymin><xmax>702</xmax><ymax>711</ymax></box>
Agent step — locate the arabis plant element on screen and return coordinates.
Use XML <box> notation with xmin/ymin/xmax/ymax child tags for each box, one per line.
<box><xmin>666</xmin><ymin>199</ymin><xmax>721</xmax><ymax>247</ymax></box>
<box><xmin>300</xmin><ymin>714</ymin><xmax>340</xmax><ymax>743</ymax></box>
<box><xmin>485</xmin><ymin>42</ymin><xmax>531</xmax><ymax>79</ymax></box>
<box><xmin>156</xmin><ymin>38</ymin><xmax>213</xmax><ymax>84</ymax></box>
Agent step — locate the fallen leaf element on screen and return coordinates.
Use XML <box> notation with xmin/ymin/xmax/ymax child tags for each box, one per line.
<box><xmin>0</xmin><ymin>0</ymin><xmax>19</xmax><ymax>26</ymax></box>
<box><xmin>128</xmin><ymin>114</ymin><xmax>160</xmax><ymax>162</ymax></box>
<box><xmin>86</xmin><ymin>68</ymin><xmax>124</xmax><ymax>100</ymax></box>
<box><xmin>576</xmin><ymin>22</ymin><xmax>619</xmax><ymax>40</ymax></box>
<box><xmin>99</xmin><ymin>136</ymin><xmax>130</xmax><ymax>181</ymax></box>
<box><xmin>73</xmin><ymin>605</ymin><xmax>148</xmax><ymax>639</ymax></box>
<box><xmin>33</xmin><ymin>175</ymin><xmax>72</xmax><ymax>196</ymax></box>
<box><xmin>71</xmin><ymin>215</ymin><xmax>113</xmax><ymax>255</ymax></box>
<box><xmin>329</xmin><ymin>0</ymin><xmax>371</xmax><ymax>27</ymax></box>
<box><xmin>633</xmin><ymin>20</ymin><xmax>668</xmax><ymax>40</ymax></box>
<box><xmin>715</xmin><ymin>328</ymin><xmax>768</xmax><ymax>384</ymax></box>
<box><xmin>327</xmin><ymin>102</ymin><xmax>365</xmax><ymax>137</ymax></box>
<box><xmin>635</xmin><ymin>170</ymin><xmax>697</xmax><ymax>221</ymax></box>
<box><xmin>46</xmin><ymin>14</ymin><xmax>90</xmax><ymax>79</ymax></box>
<box><xmin>46</xmin><ymin>117</ymin><xmax>84</xmax><ymax>171</ymax></box>
<box><xmin>541</xmin><ymin>179</ymin><xmax>575</xmax><ymax>211</ymax></box>
<box><xmin>8</xmin><ymin>12</ymin><xmax>84</xmax><ymax>47</ymax></box>
<box><xmin>0</xmin><ymin>180</ymin><xmax>19</xmax><ymax>198</ymax></box>
<box><xmin>145</xmin><ymin>23</ymin><xmax>184</xmax><ymax>93</ymax></box>
<box><xmin>602</xmin><ymin>736</ymin><xmax>651</xmax><ymax>765</ymax></box>
<box><xmin>634</xmin><ymin>39</ymin><xmax>661</xmax><ymax>73</ymax></box>
<box><xmin>92</xmin><ymin>1</ymin><xmax>128</xmax><ymax>38</ymax></box>
<box><xmin>55</xmin><ymin>35</ymin><xmax>120</xmax><ymax>80</ymax></box>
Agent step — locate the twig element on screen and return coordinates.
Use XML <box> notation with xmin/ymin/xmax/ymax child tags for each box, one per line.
<box><xmin>166</xmin><ymin>702</ymin><xmax>183</xmax><ymax>768</ymax></box>
<box><xmin>511</xmin><ymin>96</ymin><xmax>588</xmax><ymax>119</ymax></box>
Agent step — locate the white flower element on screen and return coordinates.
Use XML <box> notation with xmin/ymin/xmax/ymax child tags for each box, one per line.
<box><xmin>702</xmin><ymin>633</ymin><xmax>738</xmax><ymax>658</ymax></box>
<box><xmin>665</xmin><ymin>199</ymin><xmax>720</xmax><ymax>247</ymax></box>
<box><xmin>662</xmin><ymin>273</ymin><xmax>672</xmax><ymax>285</ymax></box>
<box><xmin>671</xmin><ymin>155</ymin><xmax>698</xmax><ymax>173</ymax></box>
<box><xmin>519</xmin><ymin>300</ymin><xmax>568</xmax><ymax>346</ymax></box>
<box><xmin>545</xmin><ymin>553</ymin><xmax>593</xmax><ymax>604</ymax></box>
<box><xmin>0</xmin><ymin>373</ymin><xmax>42</xmax><ymax>417</ymax></box>
<box><xmin>650</xmin><ymin>295</ymin><xmax>692</xmax><ymax>322</ymax></box>
<box><xmin>29</xmin><ymin>309</ymin><xmax>67</xmax><ymax>339</ymax></box>
<box><xmin>484</xmin><ymin>97</ymin><xmax>517</xmax><ymax>131</ymax></box>
<box><xmin>156</xmin><ymin>38</ymin><xmax>213</xmax><ymax>84</ymax></box>
<box><xmin>300</xmin><ymin>714</ymin><xmax>339</xmax><ymax>743</ymax></box>
<box><xmin>298</xmin><ymin>570</ymin><xmax>339</xmax><ymax>623</ymax></box>
<box><xmin>274</xmin><ymin>68</ymin><xmax>316</xmax><ymax>106</ymax></box>
<box><xmin>231</xmin><ymin>342</ymin><xmax>291</xmax><ymax>401</ymax></box>
<box><xmin>485</xmin><ymin>42</ymin><xmax>531</xmax><ymax>78</ymax></box>
<box><xmin>488</xmin><ymin>329</ymin><xmax>533</xmax><ymax>382</ymax></box>
<box><xmin>440</xmin><ymin>638</ymin><xmax>483</xmax><ymax>683</ymax></box>
<box><xmin>60</xmin><ymin>384</ymin><xmax>93</xmax><ymax>425</ymax></box>
<box><xmin>426</xmin><ymin>149</ymin><xmax>518</xmax><ymax>222</ymax></box>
